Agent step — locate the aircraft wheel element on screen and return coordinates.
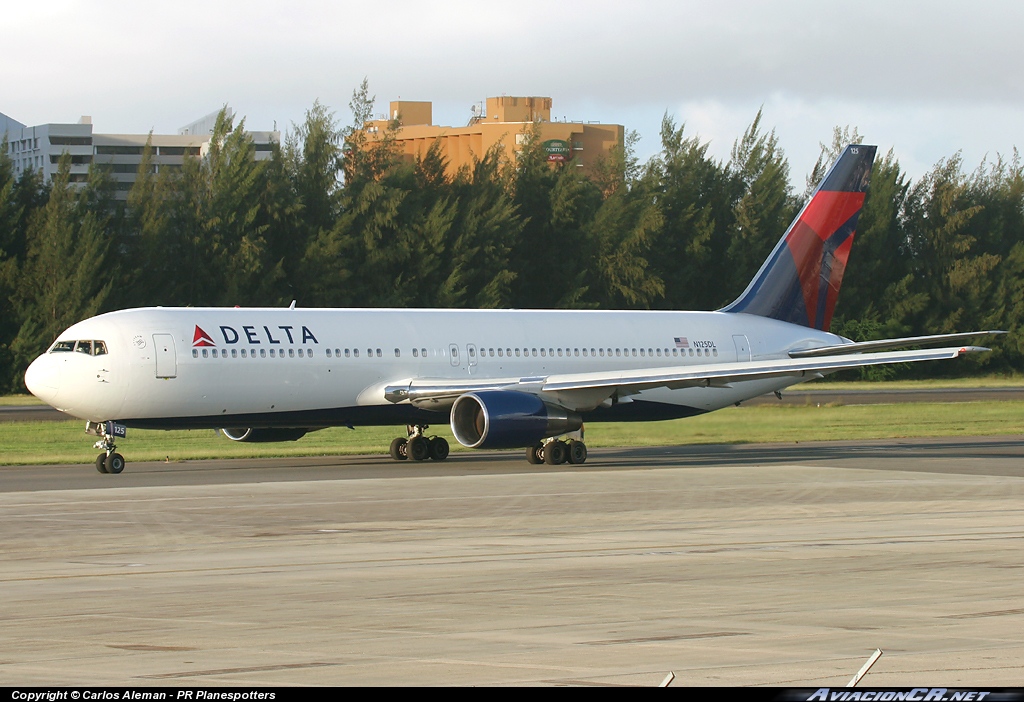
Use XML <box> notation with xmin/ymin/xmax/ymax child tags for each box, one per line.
<box><xmin>408</xmin><ymin>436</ymin><xmax>430</xmax><ymax>461</ymax></box>
<box><xmin>567</xmin><ymin>440</ymin><xmax>587</xmax><ymax>464</ymax></box>
<box><xmin>104</xmin><ymin>453</ymin><xmax>125</xmax><ymax>474</ymax></box>
<box><xmin>428</xmin><ymin>437</ymin><xmax>449</xmax><ymax>461</ymax></box>
<box><xmin>95</xmin><ymin>454</ymin><xmax>109</xmax><ymax>474</ymax></box>
<box><xmin>389</xmin><ymin>437</ymin><xmax>408</xmax><ymax>460</ymax></box>
<box><xmin>544</xmin><ymin>440</ymin><xmax>567</xmax><ymax>465</ymax></box>
<box><xmin>526</xmin><ymin>444</ymin><xmax>543</xmax><ymax>464</ymax></box>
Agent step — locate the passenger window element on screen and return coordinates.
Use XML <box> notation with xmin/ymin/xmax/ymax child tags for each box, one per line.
<box><xmin>202</xmin><ymin>349</ymin><xmax>209</xmax><ymax>358</ymax></box>
<box><xmin>269</xmin><ymin>349</ymin><xmax>275</xmax><ymax>358</ymax></box>
<box><xmin>259</xmin><ymin>349</ymin><xmax>266</xmax><ymax>358</ymax></box>
<box><xmin>326</xmin><ymin>349</ymin><xmax>332</xmax><ymax>358</ymax></box>
<box><xmin>232</xmin><ymin>349</ymin><xmax>237</xmax><ymax>358</ymax></box>
<box><xmin>376</xmin><ymin>348</ymin><xmax>382</xmax><ymax>357</ymax></box>
<box><xmin>192</xmin><ymin>349</ymin><xmax>198</xmax><ymax>358</ymax></box>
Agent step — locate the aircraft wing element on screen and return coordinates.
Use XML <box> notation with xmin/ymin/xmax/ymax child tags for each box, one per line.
<box><xmin>385</xmin><ymin>345</ymin><xmax>988</xmax><ymax>411</ymax></box>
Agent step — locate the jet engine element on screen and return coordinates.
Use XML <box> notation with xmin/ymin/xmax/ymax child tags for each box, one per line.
<box><xmin>220</xmin><ymin>428</ymin><xmax>309</xmax><ymax>443</ymax></box>
<box><xmin>450</xmin><ymin>390</ymin><xmax>581</xmax><ymax>449</ymax></box>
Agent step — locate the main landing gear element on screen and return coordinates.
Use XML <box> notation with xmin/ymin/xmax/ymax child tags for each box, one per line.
<box><xmin>526</xmin><ymin>438</ymin><xmax>588</xmax><ymax>465</ymax></box>
<box><xmin>389</xmin><ymin>425</ymin><xmax>449</xmax><ymax>462</ymax></box>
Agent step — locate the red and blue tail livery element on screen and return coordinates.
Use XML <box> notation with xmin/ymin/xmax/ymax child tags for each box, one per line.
<box><xmin>722</xmin><ymin>144</ymin><xmax>877</xmax><ymax>331</ymax></box>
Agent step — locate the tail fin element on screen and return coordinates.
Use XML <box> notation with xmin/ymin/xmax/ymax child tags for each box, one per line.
<box><xmin>721</xmin><ymin>144</ymin><xmax>877</xmax><ymax>331</ymax></box>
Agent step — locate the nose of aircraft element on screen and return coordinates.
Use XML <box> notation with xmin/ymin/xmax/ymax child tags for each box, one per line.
<box><xmin>25</xmin><ymin>354</ymin><xmax>60</xmax><ymax>405</ymax></box>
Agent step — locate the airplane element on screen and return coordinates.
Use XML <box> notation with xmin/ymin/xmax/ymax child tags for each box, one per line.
<box><xmin>23</xmin><ymin>144</ymin><xmax>1002</xmax><ymax>474</ymax></box>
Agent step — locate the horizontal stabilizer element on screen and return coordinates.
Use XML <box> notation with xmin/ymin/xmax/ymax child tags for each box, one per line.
<box><xmin>788</xmin><ymin>330</ymin><xmax>1006</xmax><ymax>358</ymax></box>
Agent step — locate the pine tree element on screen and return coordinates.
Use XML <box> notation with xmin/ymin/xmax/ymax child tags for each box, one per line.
<box><xmin>10</xmin><ymin>154</ymin><xmax>113</xmax><ymax>381</ymax></box>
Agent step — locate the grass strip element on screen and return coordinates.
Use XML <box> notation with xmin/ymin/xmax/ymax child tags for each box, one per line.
<box><xmin>2</xmin><ymin>401</ymin><xmax>1021</xmax><ymax>466</ymax></box>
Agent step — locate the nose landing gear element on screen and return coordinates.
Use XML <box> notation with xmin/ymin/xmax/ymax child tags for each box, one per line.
<box><xmin>87</xmin><ymin>421</ymin><xmax>126</xmax><ymax>474</ymax></box>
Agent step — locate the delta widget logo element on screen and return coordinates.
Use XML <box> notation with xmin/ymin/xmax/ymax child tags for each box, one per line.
<box><xmin>192</xmin><ymin>326</ymin><xmax>216</xmax><ymax>347</ymax></box>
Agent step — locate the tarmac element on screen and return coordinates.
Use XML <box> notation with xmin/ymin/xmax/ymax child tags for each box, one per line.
<box><xmin>2</xmin><ymin>436</ymin><xmax>1023</xmax><ymax>686</ymax></box>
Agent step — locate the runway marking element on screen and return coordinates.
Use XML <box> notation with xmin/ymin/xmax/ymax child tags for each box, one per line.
<box><xmin>142</xmin><ymin>661</ymin><xmax>337</xmax><ymax>679</ymax></box>
<box><xmin>585</xmin><ymin>631</ymin><xmax>747</xmax><ymax>645</ymax></box>
<box><xmin>942</xmin><ymin>608</ymin><xmax>1024</xmax><ymax>619</ymax></box>
<box><xmin>106</xmin><ymin>650</ymin><xmax>197</xmax><ymax>654</ymax></box>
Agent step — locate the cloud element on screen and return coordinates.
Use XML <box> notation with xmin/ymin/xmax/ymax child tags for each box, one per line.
<box><xmin>4</xmin><ymin>0</ymin><xmax>1021</xmax><ymax>183</ymax></box>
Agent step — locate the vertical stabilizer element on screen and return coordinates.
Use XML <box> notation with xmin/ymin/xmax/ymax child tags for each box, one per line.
<box><xmin>721</xmin><ymin>144</ymin><xmax>877</xmax><ymax>331</ymax></box>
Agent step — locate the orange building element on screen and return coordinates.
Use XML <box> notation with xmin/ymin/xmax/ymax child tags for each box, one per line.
<box><xmin>361</xmin><ymin>96</ymin><xmax>623</xmax><ymax>177</ymax></box>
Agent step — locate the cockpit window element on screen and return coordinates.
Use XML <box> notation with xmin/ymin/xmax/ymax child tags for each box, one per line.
<box><xmin>50</xmin><ymin>340</ymin><xmax>108</xmax><ymax>355</ymax></box>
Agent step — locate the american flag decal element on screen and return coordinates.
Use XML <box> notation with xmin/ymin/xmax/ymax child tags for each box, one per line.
<box><xmin>674</xmin><ymin>337</ymin><xmax>689</xmax><ymax>348</ymax></box>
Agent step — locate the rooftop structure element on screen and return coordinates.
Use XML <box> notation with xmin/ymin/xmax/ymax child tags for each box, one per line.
<box><xmin>360</xmin><ymin>96</ymin><xmax>623</xmax><ymax>177</ymax></box>
<box><xmin>3</xmin><ymin>108</ymin><xmax>279</xmax><ymax>198</ymax></box>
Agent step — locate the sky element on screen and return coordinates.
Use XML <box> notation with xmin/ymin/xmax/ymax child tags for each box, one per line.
<box><xmin>4</xmin><ymin>0</ymin><xmax>1022</xmax><ymax>185</ymax></box>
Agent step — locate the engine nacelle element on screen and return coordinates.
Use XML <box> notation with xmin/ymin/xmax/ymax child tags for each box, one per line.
<box><xmin>220</xmin><ymin>428</ymin><xmax>309</xmax><ymax>443</ymax></box>
<box><xmin>450</xmin><ymin>391</ymin><xmax>582</xmax><ymax>449</ymax></box>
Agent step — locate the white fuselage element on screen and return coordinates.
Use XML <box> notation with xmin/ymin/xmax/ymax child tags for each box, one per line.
<box><xmin>25</xmin><ymin>307</ymin><xmax>841</xmax><ymax>429</ymax></box>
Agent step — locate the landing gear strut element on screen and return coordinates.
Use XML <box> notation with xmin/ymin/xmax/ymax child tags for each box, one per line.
<box><xmin>389</xmin><ymin>425</ymin><xmax>449</xmax><ymax>462</ymax></box>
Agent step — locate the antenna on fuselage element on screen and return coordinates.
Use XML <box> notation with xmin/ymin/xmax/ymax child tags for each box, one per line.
<box><xmin>288</xmin><ymin>300</ymin><xmax>296</xmax><ymax>310</ymax></box>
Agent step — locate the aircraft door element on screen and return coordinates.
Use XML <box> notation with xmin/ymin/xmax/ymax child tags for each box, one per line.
<box><xmin>732</xmin><ymin>334</ymin><xmax>750</xmax><ymax>362</ymax></box>
<box><xmin>449</xmin><ymin>343</ymin><xmax>461</xmax><ymax>367</ymax></box>
<box><xmin>154</xmin><ymin>334</ymin><xmax>177</xmax><ymax>378</ymax></box>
